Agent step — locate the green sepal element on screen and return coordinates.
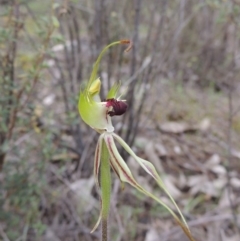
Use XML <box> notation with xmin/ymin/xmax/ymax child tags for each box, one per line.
<box><xmin>78</xmin><ymin>90</ymin><xmax>114</xmax><ymax>132</ymax></box>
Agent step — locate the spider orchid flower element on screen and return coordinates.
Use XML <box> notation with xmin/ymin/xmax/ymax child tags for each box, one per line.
<box><xmin>78</xmin><ymin>40</ymin><xmax>195</xmax><ymax>241</ymax></box>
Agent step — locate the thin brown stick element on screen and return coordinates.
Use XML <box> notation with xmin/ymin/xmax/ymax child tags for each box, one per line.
<box><xmin>119</xmin><ymin>0</ymin><xmax>142</xmax><ymax>147</ymax></box>
<box><xmin>128</xmin><ymin>0</ymin><xmax>167</xmax><ymax>148</ymax></box>
<box><xmin>226</xmin><ymin>87</ymin><xmax>240</xmax><ymax>236</ymax></box>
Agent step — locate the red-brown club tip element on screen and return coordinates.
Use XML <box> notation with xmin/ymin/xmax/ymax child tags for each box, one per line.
<box><xmin>120</xmin><ymin>39</ymin><xmax>133</xmax><ymax>52</ymax></box>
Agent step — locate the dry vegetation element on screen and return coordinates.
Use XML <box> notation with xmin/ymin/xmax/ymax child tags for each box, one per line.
<box><xmin>1</xmin><ymin>0</ymin><xmax>240</xmax><ymax>241</ymax></box>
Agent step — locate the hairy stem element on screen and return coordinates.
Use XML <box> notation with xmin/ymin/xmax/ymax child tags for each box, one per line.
<box><xmin>101</xmin><ymin>140</ymin><xmax>111</xmax><ymax>241</ymax></box>
<box><xmin>102</xmin><ymin>218</ymin><xmax>108</xmax><ymax>241</ymax></box>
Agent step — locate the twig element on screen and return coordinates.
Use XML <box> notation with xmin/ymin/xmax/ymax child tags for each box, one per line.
<box><xmin>123</xmin><ymin>0</ymin><xmax>142</xmax><ymax>145</ymax></box>
<box><xmin>0</xmin><ymin>224</ymin><xmax>10</xmax><ymax>241</ymax></box>
<box><xmin>22</xmin><ymin>223</ymin><xmax>29</xmax><ymax>241</ymax></box>
<box><xmin>77</xmin><ymin>131</ymin><xmax>97</xmax><ymax>175</ymax></box>
<box><xmin>226</xmin><ymin>87</ymin><xmax>240</xmax><ymax>236</ymax></box>
<box><xmin>127</xmin><ymin>0</ymin><xmax>168</xmax><ymax>148</ymax></box>
<box><xmin>0</xmin><ymin>1</ymin><xmax>21</xmax><ymax>170</ymax></box>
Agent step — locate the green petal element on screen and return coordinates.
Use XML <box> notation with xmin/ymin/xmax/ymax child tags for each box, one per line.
<box><xmin>92</xmin><ymin>135</ymin><xmax>112</xmax><ymax>233</ymax></box>
<box><xmin>89</xmin><ymin>78</ymin><xmax>101</xmax><ymax>97</ymax></box>
<box><xmin>94</xmin><ymin>134</ymin><xmax>104</xmax><ymax>189</ymax></box>
<box><xmin>109</xmin><ymin>157</ymin><xmax>125</xmax><ymax>189</ymax></box>
<box><xmin>105</xmin><ymin>133</ymin><xmax>195</xmax><ymax>241</ymax></box>
<box><xmin>112</xmin><ymin>133</ymin><xmax>189</xmax><ymax>228</ymax></box>
<box><xmin>91</xmin><ymin>207</ymin><xmax>102</xmax><ymax>233</ymax></box>
<box><xmin>104</xmin><ymin>133</ymin><xmax>178</xmax><ymax>212</ymax></box>
<box><xmin>91</xmin><ymin>135</ymin><xmax>104</xmax><ymax>233</ymax></box>
<box><xmin>106</xmin><ymin>82</ymin><xmax>121</xmax><ymax>99</ymax></box>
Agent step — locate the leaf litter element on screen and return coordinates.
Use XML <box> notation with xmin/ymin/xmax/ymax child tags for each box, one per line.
<box><xmin>17</xmin><ymin>69</ymin><xmax>240</xmax><ymax>241</ymax></box>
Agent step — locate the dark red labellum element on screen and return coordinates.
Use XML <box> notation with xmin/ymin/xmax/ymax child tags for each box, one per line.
<box><xmin>106</xmin><ymin>99</ymin><xmax>128</xmax><ymax>116</ymax></box>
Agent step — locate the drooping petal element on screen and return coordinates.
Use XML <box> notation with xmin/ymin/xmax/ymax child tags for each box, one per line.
<box><xmin>104</xmin><ymin>133</ymin><xmax>136</xmax><ymax>183</ymax></box>
<box><xmin>109</xmin><ymin>157</ymin><xmax>120</xmax><ymax>180</ymax></box>
<box><xmin>91</xmin><ymin>207</ymin><xmax>102</xmax><ymax>233</ymax></box>
<box><xmin>91</xmin><ymin>134</ymin><xmax>104</xmax><ymax>233</ymax></box>
<box><xmin>105</xmin><ymin>133</ymin><xmax>195</xmax><ymax>241</ymax></box>
<box><xmin>109</xmin><ymin>157</ymin><xmax>126</xmax><ymax>190</ymax></box>
<box><xmin>104</xmin><ymin>133</ymin><xmax>176</xmax><ymax>210</ymax></box>
<box><xmin>112</xmin><ymin>133</ymin><xmax>189</xmax><ymax>229</ymax></box>
<box><xmin>94</xmin><ymin>134</ymin><xmax>104</xmax><ymax>189</ymax></box>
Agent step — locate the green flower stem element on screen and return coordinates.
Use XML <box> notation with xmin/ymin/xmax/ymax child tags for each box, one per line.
<box><xmin>101</xmin><ymin>139</ymin><xmax>111</xmax><ymax>241</ymax></box>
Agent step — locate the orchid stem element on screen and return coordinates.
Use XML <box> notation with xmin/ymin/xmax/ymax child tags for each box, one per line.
<box><xmin>102</xmin><ymin>218</ymin><xmax>108</xmax><ymax>241</ymax></box>
<box><xmin>101</xmin><ymin>140</ymin><xmax>111</xmax><ymax>241</ymax></box>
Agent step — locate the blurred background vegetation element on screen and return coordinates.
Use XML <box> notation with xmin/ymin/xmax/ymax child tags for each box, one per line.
<box><xmin>1</xmin><ymin>0</ymin><xmax>240</xmax><ymax>240</ymax></box>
